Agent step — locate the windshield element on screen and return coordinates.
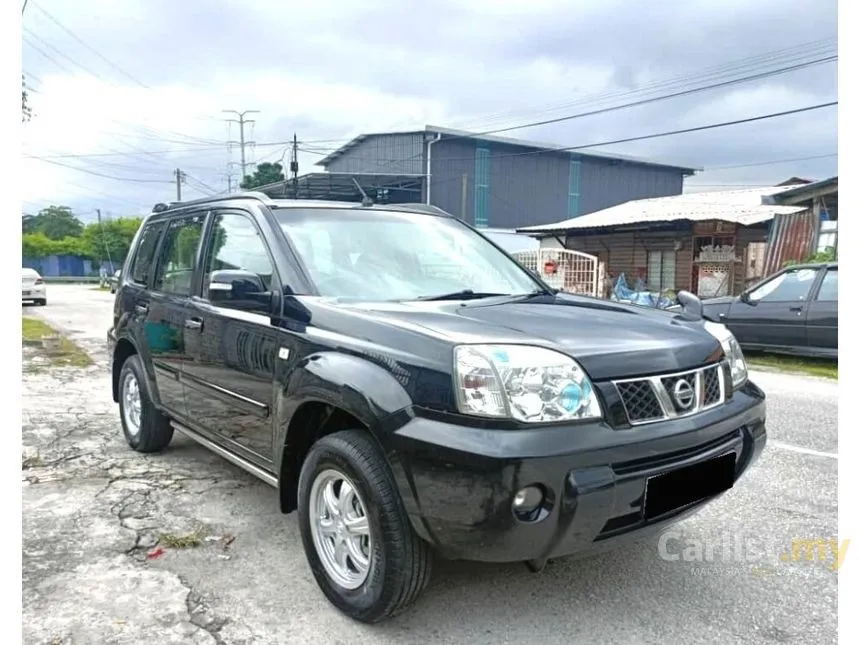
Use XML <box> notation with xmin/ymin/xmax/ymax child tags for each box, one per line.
<box><xmin>275</xmin><ymin>208</ymin><xmax>541</xmax><ymax>301</ymax></box>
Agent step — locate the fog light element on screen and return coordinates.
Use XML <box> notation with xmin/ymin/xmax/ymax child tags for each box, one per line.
<box><xmin>512</xmin><ymin>485</ymin><xmax>544</xmax><ymax>513</ymax></box>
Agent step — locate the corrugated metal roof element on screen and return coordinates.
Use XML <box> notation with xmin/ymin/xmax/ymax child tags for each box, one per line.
<box><xmin>315</xmin><ymin>126</ymin><xmax>701</xmax><ymax>174</ymax></box>
<box><xmin>517</xmin><ymin>185</ymin><xmax>808</xmax><ymax>235</ymax></box>
<box><xmin>762</xmin><ymin>211</ymin><xmax>818</xmax><ymax>275</ymax></box>
<box><xmin>771</xmin><ymin>175</ymin><xmax>837</xmax><ymax>202</ymax></box>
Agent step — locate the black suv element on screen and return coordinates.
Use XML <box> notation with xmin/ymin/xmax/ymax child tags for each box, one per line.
<box><xmin>107</xmin><ymin>193</ymin><xmax>766</xmax><ymax>623</ymax></box>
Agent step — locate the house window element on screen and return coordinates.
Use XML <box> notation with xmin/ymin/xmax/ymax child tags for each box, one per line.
<box><xmin>568</xmin><ymin>158</ymin><xmax>581</xmax><ymax>217</ymax></box>
<box><xmin>474</xmin><ymin>147</ymin><xmax>490</xmax><ymax>228</ymax></box>
<box><xmin>647</xmin><ymin>250</ymin><xmax>676</xmax><ymax>291</ymax></box>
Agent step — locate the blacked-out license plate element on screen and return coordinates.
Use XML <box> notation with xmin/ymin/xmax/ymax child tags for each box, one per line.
<box><xmin>644</xmin><ymin>452</ymin><xmax>736</xmax><ymax>520</ymax></box>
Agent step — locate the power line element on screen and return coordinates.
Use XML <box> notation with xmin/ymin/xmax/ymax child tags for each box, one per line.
<box><xmin>184</xmin><ymin>172</ymin><xmax>219</xmax><ymax>195</ymax></box>
<box><xmin>322</xmin><ymin>104</ymin><xmax>837</xmax><ymax>201</ymax></box>
<box><xmin>706</xmin><ymin>152</ymin><xmax>837</xmax><ymax>171</ymax></box>
<box><xmin>23</xmin><ymin>35</ymin><xmax>74</xmax><ymax>74</ymax></box>
<box><xmin>451</xmin><ymin>38</ymin><xmax>837</xmax><ymax>132</ymax></box>
<box><xmin>465</xmin><ymin>55</ymin><xmax>836</xmax><ymax>140</ymax></box>
<box><xmin>30</xmin><ymin>155</ymin><xmax>174</xmax><ymax>183</ymax></box>
<box><xmin>29</xmin><ymin>1</ymin><xmax>150</xmax><ymax>88</ymax></box>
<box><xmin>383</xmin><ymin>100</ymin><xmax>839</xmax><ymax>169</ymax></box>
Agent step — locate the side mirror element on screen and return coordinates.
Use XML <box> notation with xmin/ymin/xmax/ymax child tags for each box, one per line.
<box><xmin>676</xmin><ymin>290</ymin><xmax>704</xmax><ymax>321</ymax></box>
<box><xmin>208</xmin><ymin>269</ymin><xmax>272</xmax><ymax>312</ymax></box>
<box><xmin>739</xmin><ymin>290</ymin><xmax>753</xmax><ymax>304</ymax></box>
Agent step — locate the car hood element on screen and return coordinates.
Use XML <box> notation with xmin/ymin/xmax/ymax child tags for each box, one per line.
<box><xmin>328</xmin><ymin>294</ymin><xmax>722</xmax><ymax>381</ymax></box>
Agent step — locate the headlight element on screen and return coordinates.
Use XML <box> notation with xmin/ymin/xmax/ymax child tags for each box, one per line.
<box><xmin>703</xmin><ymin>321</ymin><xmax>747</xmax><ymax>389</ymax></box>
<box><xmin>453</xmin><ymin>344</ymin><xmax>602</xmax><ymax>422</ymax></box>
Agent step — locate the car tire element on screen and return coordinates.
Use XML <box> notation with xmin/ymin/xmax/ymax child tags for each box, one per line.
<box><xmin>297</xmin><ymin>430</ymin><xmax>433</xmax><ymax>623</ymax></box>
<box><xmin>118</xmin><ymin>354</ymin><xmax>174</xmax><ymax>453</ymax></box>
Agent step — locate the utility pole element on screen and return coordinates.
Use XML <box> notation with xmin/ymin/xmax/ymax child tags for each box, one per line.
<box><xmin>96</xmin><ymin>208</ymin><xmax>114</xmax><ymax>276</ymax></box>
<box><xmin>221</xmin><ymin>166</ymin><xmax>237</xmax><ymax>194</ymax></box>
<box><xmin>290</xmin><ymin>133</ymin><xmax>299</xmax><ymax>198</ymax></box>
<box><xmin>174</xmin><ymin>168</ymin><xmax>186</xmax><ymax>201</ymax></box>
<box><xmin>223</xmin><ymin>109</ymin><xmax>259</xmax><ymax>181</ymax></box>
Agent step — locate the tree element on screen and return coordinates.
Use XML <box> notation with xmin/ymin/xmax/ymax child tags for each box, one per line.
<box><xmin>240</xmin><ymin>162</ymin><xmax>285</xmax><ymax>190</ymax></box>
<box><xmin>22</xmin><ymin>75</ymin><xmax>32</xmax><ymax>122</ymax></box>
<box><xmin>80</xmin><ymin>217</ymin><xmax>143</xmax><ymax>262</ymax></box>
<box><xmin>23</xmin><ymin>206</ymin><xmax>84</xmax><ymax>240</ymax></box>
<box><xmin>22</xmin><ymin>232</ymin><xmax>87</xmax><ymax>258</ymax></box>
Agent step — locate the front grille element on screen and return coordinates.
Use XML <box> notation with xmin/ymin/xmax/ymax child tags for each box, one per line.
<box><xmin>615</xmin><ymin>381</ymin><xmax>664</xmax><ymax>422</ymax></box>
<box><xmin>703</xmin><ymin>367</ymin><xmax>721</xmax><ymax>406</ymax></box>
<box><xmin>614</xmin><ymin>363</ymin><xmax>726</xmax><ymax>426</ymax></box>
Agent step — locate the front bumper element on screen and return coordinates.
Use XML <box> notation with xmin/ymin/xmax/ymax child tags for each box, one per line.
<box><xmin>388</xmin><ymin>380</ymin><xmax>766</xmax><ymax>563</ymax></box>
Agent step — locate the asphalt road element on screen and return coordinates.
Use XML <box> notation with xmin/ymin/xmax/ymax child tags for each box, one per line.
<box><xmin>22</xmin><ymin>286</ymin><xmax>838</xmax><ymax>645</ymax></box>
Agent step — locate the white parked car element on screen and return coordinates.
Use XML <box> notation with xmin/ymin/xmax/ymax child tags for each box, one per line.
<box><xmin>22</xmin><ymin>268</ymin><xmax>47</xmax><ymax>306</ymax></box>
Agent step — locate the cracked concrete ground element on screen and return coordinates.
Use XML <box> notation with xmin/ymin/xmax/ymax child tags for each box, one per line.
<box><xmin>22</xmin><ymin>286</ymin><xmax>838</xmax><ymax>644</ymax></box>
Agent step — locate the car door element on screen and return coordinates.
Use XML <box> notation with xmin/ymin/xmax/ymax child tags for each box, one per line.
<box><xmin>182</xmin><ymin>208</ymin><xmax>283</xmax><ymax>466</ymax></box>
<box><xmin>805</xmin><ymin>266</ymin><xmax>838</xmax><ymax>355</ymax></box>
<box><xmin>144</xmin><ymin>211</ymin><xmax>208</xmax><ymax>419</ymax></box>
<box><xmin>721</xmin><ymin>266</ymin><xmax>819</xmax><ymax>350</ymax></box>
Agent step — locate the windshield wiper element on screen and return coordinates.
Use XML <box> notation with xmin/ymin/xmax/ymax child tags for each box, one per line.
<box><xmin>414</xmin><ymin>290</ymin><xmax>510</xmax><ymax>301</ymax></box>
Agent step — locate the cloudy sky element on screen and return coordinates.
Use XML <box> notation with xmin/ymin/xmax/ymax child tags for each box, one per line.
<box><xmin>21</xmin><ymin>0</ymin><xmax>838</xmax><ymax>223</ymax></box>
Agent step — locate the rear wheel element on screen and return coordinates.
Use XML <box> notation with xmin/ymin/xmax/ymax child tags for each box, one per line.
<box><xmin>118</xmin><ymin>354</ymin><xmax>173</xmax><ymax>452</ymax></box>
<box><xmin>297</xmin><ymin>430</ymin><xmax>433</xmax><ymax>623</ymax></box>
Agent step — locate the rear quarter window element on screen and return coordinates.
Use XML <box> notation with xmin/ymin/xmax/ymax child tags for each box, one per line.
<box><xmin>129</xmin><ymin>221</ymin><xmax>166</xmax><ymax>286</ymax></box>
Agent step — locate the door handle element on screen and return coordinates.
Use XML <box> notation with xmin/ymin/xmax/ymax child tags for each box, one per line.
<box><xmin>184</xmin><ymin>317</ymin><xmax>203</xmax><ymax>331</ymax></box>
<box><xmin>789</xmin><ymin>306</ymin><xmax>804</xmax><ymax>313</ymax></box>
<box><xmin>135</xmin><ymin>304</ymin><xmax>149</xmax><ymax>314</ymax></box>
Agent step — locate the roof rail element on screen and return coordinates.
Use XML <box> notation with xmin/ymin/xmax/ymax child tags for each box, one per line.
<box><xmin>371</xmin><ymin>202</ymin><xmax>452</xmax><ymax>217</ymax></box>
<box><xmin>151</xmin><ymin>191</ymin><xmax>277</xmax><ymax>213</ymax></box>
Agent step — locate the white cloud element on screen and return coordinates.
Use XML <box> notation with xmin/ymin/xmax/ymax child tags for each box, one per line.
<box><xmin>21</xmin><ymin>0</ymin><xmax>838</xmax><ymax>217</ymax></box>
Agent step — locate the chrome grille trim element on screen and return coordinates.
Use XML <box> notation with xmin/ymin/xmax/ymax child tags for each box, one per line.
<box><xmin>613</xmin><ymin>363</ymin><xmax>727</xmax><ymax>426</ymax></box>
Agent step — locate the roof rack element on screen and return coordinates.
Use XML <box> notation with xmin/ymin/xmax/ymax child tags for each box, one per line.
<box><xmin>151</xmin><ymin>191</ymin><xmax>277</xmax><ymax>213</ymax></box>
<box><xmin>370</xmin><ymin>202</ymin><xmax>452</xmax><ymax>217</ymax></box>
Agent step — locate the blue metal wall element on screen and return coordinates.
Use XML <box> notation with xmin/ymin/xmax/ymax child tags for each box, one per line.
<box><xmin>22</xmin><ymin>255</ymin><xmax>114</xmax><ymax>276</ymax></box>
<box><xmin>430</xmin><ymin>138</ymin><xmax>571</xmax><ymax>228</ymax></box>
<box><xmin>577</xmin><ymin>157</ymin><xmax>685</xmax><ymax>215</ymax></box>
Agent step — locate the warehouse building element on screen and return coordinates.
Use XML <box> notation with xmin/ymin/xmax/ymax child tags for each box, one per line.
<box><xmin>258</xmin><ymin>126</ymin><xmax>700</xmax><ymax>229</ymax></box>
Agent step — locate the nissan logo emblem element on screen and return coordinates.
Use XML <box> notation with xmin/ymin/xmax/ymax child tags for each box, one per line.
<box><xmin>673</xmin><ymin>379</ymin><xmax>695</xmax><ymax>410</ymax></box>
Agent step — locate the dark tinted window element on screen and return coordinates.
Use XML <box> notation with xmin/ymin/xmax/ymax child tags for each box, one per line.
<box><xmin>152</xmin><ymin>213</ymin><xmax>206</xmax><ymax>295</ymax></box>
<box><xmin>815</xmin><ymin>268</ymin><xmax>837</xmax><ymax>301</ymax></box>
<box><xmin>203</xmin><ymin>212</ymin><xmax>275</xmax><ymax>291</ymax></box>
<box><xmin>748</xmin><ymin>267</ymin><xmax>818</xmax><ymax>303</ymax></box>
<box><xmin>129</xmin><ymin>221</ymin><xmax>165</xmax><ymax>285</ymax></box>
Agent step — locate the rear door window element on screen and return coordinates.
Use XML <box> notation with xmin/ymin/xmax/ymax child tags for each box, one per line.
<box><xmin>129</xmin><ymin>220</ymin><xmax>167</xmax><ymax>286</ymax></box>
<box><xmin>152</xmin><ymin>213</ymin><xmax>207</xmax><ymax>296</ymax></box>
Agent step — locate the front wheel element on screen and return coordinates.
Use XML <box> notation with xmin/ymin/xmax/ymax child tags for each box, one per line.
<box><xmin>297</xmin><ymin>430</ymin><xmax>433</xmax><ymax>623</ymax></box>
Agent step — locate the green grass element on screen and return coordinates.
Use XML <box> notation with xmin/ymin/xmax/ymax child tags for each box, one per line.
<box><xmin>746</xmin><ymin>352</ymin><xmax>837</xmax><ymax>380</ymax></box>
<box><xmin>159</xmin><ymin>528</ymin><xmax>204</xmax><ymax>549</ymax></box>
<box><xmin>90</xmin><ymin>285</ymin><xmax>112</xmax><ymax>292</ymax></box>
<box><xmin>22</xmin><ymin>316</ymin><xmax>93</xmax><ymax>368</ymax></box>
